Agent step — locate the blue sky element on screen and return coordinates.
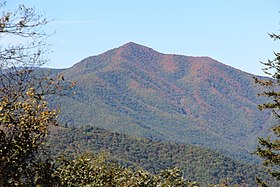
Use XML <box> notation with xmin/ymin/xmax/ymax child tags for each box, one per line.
<box><xmin>6</xmin><ymin>0</ymin><xmax>280</xmax><ymax>75</ymax></box>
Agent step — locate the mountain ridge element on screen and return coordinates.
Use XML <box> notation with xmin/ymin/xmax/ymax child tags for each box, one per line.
<box><xmin>70</xmin><ymin>42</ymin><xmax>255</xmax><ymax>81</ymax></box>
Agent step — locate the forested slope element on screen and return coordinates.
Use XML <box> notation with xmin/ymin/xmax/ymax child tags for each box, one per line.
<box><xmin>46</xmin><ymin>126</ymin><xmax>277</xmax><ymax>186</ymax></box>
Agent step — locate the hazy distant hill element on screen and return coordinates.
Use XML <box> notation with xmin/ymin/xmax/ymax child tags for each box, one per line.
<box><xmin>54</xmin><ymin>42</ymin><xmax>273</xmax><ymax>162</ymax></box>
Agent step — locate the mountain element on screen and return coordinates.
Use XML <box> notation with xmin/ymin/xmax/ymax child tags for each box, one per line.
<box><xmin>55</xmin><ymin>42</ymin><xmax>273</xmax><ymax>162</ymax></box>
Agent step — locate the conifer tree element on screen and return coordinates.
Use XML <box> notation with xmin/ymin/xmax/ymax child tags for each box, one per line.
<box><xmin>255</xmin><ymin>32</ymin><xmax>280</xmax><ymax>186</ymax></box>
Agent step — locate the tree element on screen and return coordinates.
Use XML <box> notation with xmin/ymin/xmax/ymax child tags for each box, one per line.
<box><xmin>254</xmin><ymin>32</ymin><xmax>280</xmax><ymax>186</ymax></box>
<box><xmin>0</xmin><ymin>2</ymin><xmax>72</xmax><ymax>186</ymax></box>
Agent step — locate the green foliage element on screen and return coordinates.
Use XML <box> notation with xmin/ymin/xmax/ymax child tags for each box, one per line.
<box><xmin>46</xmin><ymin>126</ymin><xmax>279</xmax><ymax>186</ymax></box>
<box><xmin>0</xmin><ymin>88</ymin><xmax>58</xmax><ymax>186</ymax></box>
<box><xmin>254</xmin><ymin>32</ymin><xmax>280</xmax><ymax>185</ymax></box>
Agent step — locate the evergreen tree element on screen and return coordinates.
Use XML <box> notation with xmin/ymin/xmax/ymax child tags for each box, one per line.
<box><xmin>255</xmin><ymin>32</ymin><xmax>280</xmax><ymax>186</ymax></box>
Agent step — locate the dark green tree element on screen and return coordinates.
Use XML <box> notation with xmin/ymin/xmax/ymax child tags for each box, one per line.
<box><xmin>255</xmin><ymin>32</ymin><xmax>280</xmax><ymax>186</ymax></box>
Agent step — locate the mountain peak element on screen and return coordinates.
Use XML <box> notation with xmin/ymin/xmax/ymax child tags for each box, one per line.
<box><xmin>109</xmin><ymin>42</ymin><xmax>162</xmax><ymax>64</ymax></box>
<box><xmin>117</xmin><ymin>42</ymin><xmax>156</xmax><ymax>53</ymax></box>
<box><xmin>122</xmin><ymin>41</ymin><xmax>140</xmax><ymax>47</ymax></box>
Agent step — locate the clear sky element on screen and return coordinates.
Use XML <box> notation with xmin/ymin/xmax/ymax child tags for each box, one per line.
<box><xmin>5</xmin><ymin>0</ymin><xmax>280</xmax><ymax>75</ymax></box>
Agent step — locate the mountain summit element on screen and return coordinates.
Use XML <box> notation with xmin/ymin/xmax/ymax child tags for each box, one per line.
<box><xmin>59</xmin><ymin>42</ymin><xmax>271</xmax><ymax>162</ymax></box>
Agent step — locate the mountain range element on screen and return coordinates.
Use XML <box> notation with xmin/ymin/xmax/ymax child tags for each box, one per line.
<box><xmin>53</xmin><ymin>42</ymin><xmax>273</xmax><ymax>162</ymax></box>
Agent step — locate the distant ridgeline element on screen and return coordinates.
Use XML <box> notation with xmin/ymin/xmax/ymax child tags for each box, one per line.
<box><xmin>46</xmin><ymin>126</ymin><xmax>278</xmax><ymax>186</ymax></box>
